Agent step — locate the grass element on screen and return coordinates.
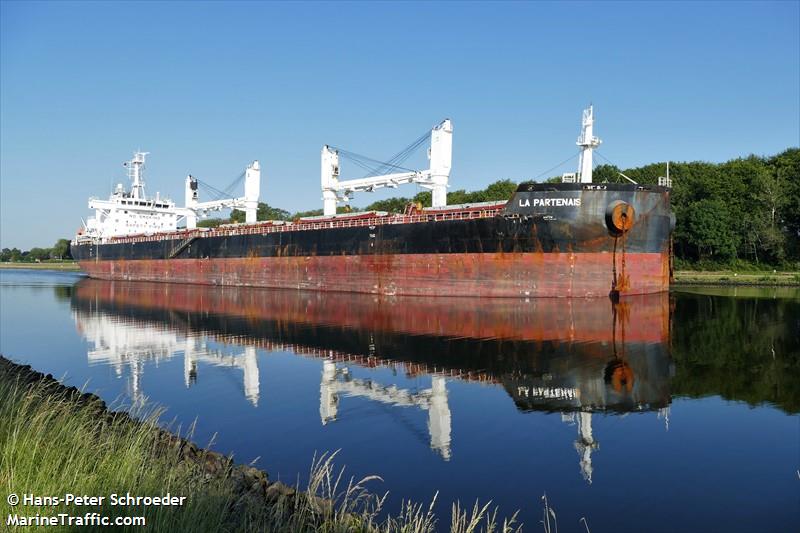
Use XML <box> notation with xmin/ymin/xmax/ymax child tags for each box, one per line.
<box><xmin>0</xmin><ymin>261</ymin><xmax>81</xmax><ymax>271</ymax></box>
<box><xmin>672</xmin><ymin>270</ymin><xmax>800</xmax><ymax>286</ymax></box>
<box><xmin>0</xmin><ymin>359</ymin><xmax>542</xmax><ymax>532</ymax></box>
<box><xmin>0</xmin><ymin>373</ymin><xmax>237</xmax><ymax>531</ymax></box>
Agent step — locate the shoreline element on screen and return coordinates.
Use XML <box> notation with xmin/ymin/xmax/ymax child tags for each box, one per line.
<box><xmin>2</xmin><ymin>263</ymin><xmax>798</xmax><ymax>287</ymax></box>
<box><xmin>0</xmin><ymin>262</ymin><xmax>81</xmax><ymax>271</ymax></box>
<box><xmin>672</xmin><ymin>270</ymin><xmax>799</xmax><ymax>287</ymax></box>
<box><xmin>0</xmin><ymin>354</ymin><xmax>520</xmax><ymax>532</ymax></box>
<box><xmin>0</xmin><ymin>354</ymin><xmax>292</xmax><ymax>504</ymax></box>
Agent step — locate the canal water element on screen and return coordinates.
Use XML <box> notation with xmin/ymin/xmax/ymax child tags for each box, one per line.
<box><xmin>1</xmin><ymin>269</ymin><xmax>798</xmax><ymax>532</ymax></box>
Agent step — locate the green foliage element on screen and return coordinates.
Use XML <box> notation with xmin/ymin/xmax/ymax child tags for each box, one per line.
<box><xmin>291</xmin><ymin>208</ymin><xmax>325</xmax><ymax>219</ymax></box>
<box><xmin>0</xmin><ymin>239</ymin><xmax>73</xmax><ymax>263</ymax></box>
<box><xmin>0</xmin><ymin>248</ymin><xmax>23</xmax><ymax>262</ymax></box>
<box><xmin>362</xmin><ymin>180</ymin><xmax>518</xmax><ymax>212</ymax></box>
<box><xmin>27</xmin><ymin>247</ymin><xmax>51</xmax><ymax>261</ymax></box>
<box><xmin>616</xmin><ymin>148</ymin><xmax>800</xmax><ymax>266</ymax></box>
<box><xmin>51</xmin><ymin>239</ymin><xmax>71</xmax><ymax>260</ymax></box>
<box><xmin>413</xmin><ymin>190</ymin><xmax>432</xmax><ymax>206</ymax></box>
<box><xmin>592</xmin><ymin>164</ymin><xmax>622</xmax><ymax>183</ymax></box>
<box><xmin>364</xmin><ymin>197</ymin><xmax>414</xmax><ymax>213</ymax></box>
<box><xmin>231</xmin><ymin>203</ymin><xmax>292</xmax><ymax>223</ymax></box>
<box><xmin>681</xmin><ymin>198</ymin><xmax>739</xmax><ymax>259</ymax></box>
<box><xmin>197</xmin><ymin>218</ymin><xmax>226</xmax><ymax>228</ymax></box>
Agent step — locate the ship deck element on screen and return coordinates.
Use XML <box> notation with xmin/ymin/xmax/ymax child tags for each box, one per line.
<box><xmin>83</xmin><ymin>201</ymin><xmax>509</xmax><ymax>246</ymax></box>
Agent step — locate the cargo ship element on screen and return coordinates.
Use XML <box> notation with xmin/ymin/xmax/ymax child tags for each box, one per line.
<box><xmin>71</xmin><ymin>107</ymin><xmax>673</xmax><ymax>298</ymax></box>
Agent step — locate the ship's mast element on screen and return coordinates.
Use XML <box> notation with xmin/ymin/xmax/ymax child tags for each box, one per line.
<box><xmin>125</xmin><ymin>151</ymin><xmax>149</xmax><ymax>200</ymax></box>
<box><xmin>576</xmin><ymin>106</ymin><xmax>601</xmax><ymax>183</ymax></box>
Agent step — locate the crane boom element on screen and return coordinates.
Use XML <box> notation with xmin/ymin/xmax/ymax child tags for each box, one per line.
<box><xmin>321</xmin><ymin>119</ymin><xmax>452</xmax><ymax>215</ymax></box>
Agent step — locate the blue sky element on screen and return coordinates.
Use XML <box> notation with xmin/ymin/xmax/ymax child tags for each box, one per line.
<box><xmin>1</xmin><ymin>1</ymin><xmax>798</xmax><ymax>249</ymax></box>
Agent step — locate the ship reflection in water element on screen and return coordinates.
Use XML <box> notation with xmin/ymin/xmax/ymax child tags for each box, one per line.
<box><xmin>70</xmin><ymin>279</ymin><xmax>673</xmax><ymax>481</ymax></box>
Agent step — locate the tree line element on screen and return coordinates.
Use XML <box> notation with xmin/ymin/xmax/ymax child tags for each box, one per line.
<box><xmin>589</xmin><ymin>147</ymin><xmax>799</xmax><ymax>267</ymax></box>
<box><xmin>1</xmin><ymin>239</ymin><xmax>72</xmax><ymax>262</ymax></box>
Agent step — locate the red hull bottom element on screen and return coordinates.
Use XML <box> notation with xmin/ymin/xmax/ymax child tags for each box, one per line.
<box><xmin>78</xmin><ymin>252</ymin><xmax>670</xmax><ymax>298</ymax></box>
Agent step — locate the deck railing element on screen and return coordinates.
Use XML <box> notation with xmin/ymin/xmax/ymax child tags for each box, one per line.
<box><xmin>100</xmin><ymin>203</ymin><xmax>508</xmax><ymax>245</ymax></box>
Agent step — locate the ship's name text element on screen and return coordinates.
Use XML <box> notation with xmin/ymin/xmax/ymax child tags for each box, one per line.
<box><xmin>519</xmin><ymin>198</ymin><xmax>581</xmax><ymax>208</ymax></box>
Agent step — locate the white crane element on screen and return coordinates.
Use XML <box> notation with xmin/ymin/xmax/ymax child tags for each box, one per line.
<box><xmin>183</xmin><ymin>161</ymin><xmax>260</xmax><ymax>229</ymax></box>
<box><xmin>321</xmin><ymin>119</ymin><xmax>453</xmax><ymax>216</ymax></box>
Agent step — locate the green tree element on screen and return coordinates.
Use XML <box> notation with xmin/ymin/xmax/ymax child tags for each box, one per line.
<box><xmin>413</xmin><ymin>190</ymin><xmax>432</xmax><ymax>206</ymax></box>
<box><xmin>291</xmin><ymin>208</ymin><xmax>324</xmax><ymax>219</ymax></box>
<box><xmin>482</xmin><ymin>179</ymin><xmax>518</xmax><ymax>201</ymax></box>
<box><xmin>197</xmin><ymin>218</ymin><xmax>226</xmax><ymax>228</ymax></box>
<box><xmin>51</xmin><ymin>239</ymin><xmax>71</xmax><ymax>260</ymax></box>
<box><xmin>231</xmin><ymin>203</ymin><xmax>291</xmax><ymax>223</ymax></box>
<box><xmin>681</xmin><ymin>198</ymin><xmax>739</xmax><ymax>260</ymax></box>
<box><xmin>771</xmin><ymin>148</ymin><xmax>800</xmax><ymax>259</ymax></box>
<box><xmin>364</xmin><ymin>197</ymin><xmax>413</xmax><ymax>213</ymax></box>
<box><xmin>27</xmin><ymin>247</ymin><xmax>51</xmax><ymax>262</ymax></box>
<box><xmin>592</xmin><ymin>164</ymin><xmax>622</xmax><ymax>183</ymax></box>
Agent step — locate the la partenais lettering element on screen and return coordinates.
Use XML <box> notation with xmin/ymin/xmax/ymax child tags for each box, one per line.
<box><xmin>518</xmin><ymin>198</ymin><xmax>581</xmax><ymax>207</ymax></box>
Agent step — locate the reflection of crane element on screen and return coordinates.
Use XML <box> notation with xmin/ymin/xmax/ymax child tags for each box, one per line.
<box><xmin>184</xmin><ymin>339</ymin><xmax>260</xmax><ymax>406</ymax></box>
<box><xmin>562</xmin><ymin>412</ymin><xmax>599</xmax><ymax>484</ymax></box>
<box><xmin>320</xmin><ymin>360</ymin><xmax>452</xmax><ymax>460</ymax></box>
<box><xmin>75</xmin><ymin>310</ymin><xmax>260</xmax><ymax>405</ymax></box>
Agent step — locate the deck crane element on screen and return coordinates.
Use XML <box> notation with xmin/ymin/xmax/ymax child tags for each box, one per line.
<box><xmin>321</xmin><ymin>119</ymin><xmax>452</xmax><ymax>216</ymax></box>
<box><xmin>183</xmin><ymin>161</ymin><xmax>260</xmax><ymax>229</ymax></box>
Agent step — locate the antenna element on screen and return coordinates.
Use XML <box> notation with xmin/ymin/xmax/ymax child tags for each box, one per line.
<box><xmin>126</xmin><ymin>151</ymin><xmax>149</xmax><ymax>200</ymax></box>
<box><xmin>658</xmin><ymin>161</ymin><xmax>672</xmax><ymax>188</ymax></box>
<box><xmin>577</xmin><ymin>105</ymin><xmax>602</xmax><ymax>183</ymax></box>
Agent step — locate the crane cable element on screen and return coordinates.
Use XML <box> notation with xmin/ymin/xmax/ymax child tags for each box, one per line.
<box><xmin>331</xmin><ymin>128</ymin><xmax>433</xmax><ymax>179</ymax></box>
<box><xmin>196</xmin><ymin>171</ymin><xmax>246</xmax><ymax>201</ymax></box>
<box><xmin>530</xmin><ymin>150</ymin><xmax>582</xmax><ymax>182</ymax></box>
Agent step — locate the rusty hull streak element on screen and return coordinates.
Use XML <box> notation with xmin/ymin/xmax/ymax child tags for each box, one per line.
<box><xmin>79</xmin><ymin>251</ymin><xmax>668</xmax><ymax>298</ymax></box>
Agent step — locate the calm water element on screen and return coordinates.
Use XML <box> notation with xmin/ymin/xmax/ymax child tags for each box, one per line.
<box><xmin>1</xmin><ymin>269</ymin><xmax>798</xmax><ymax>532</ymax></box>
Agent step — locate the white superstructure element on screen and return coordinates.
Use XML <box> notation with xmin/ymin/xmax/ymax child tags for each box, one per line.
<box><xmin>77</xmin><ymin>152</ymin><xmax>261</xmax><ymax>241</ymax></box>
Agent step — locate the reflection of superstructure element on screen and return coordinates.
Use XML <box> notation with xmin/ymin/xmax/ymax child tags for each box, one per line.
<box><xmin>71</xmin><ymin>279</ymin><xmax>673</xmax><ymax>473</ymax></box>
<box><xmin>74</xmin><ymin>310</ymin><xmax>260</xmax><ymax>405</ymax></box>
<box><xmin>321</xmin><ymin>361</ymin><xmax>452</xmax><ymax>459</ymax></box>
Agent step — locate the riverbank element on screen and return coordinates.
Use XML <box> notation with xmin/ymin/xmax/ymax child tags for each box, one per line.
<box><xmin>3</xmin><ymin>263</ymin><xmax>798</xmax><ymax>287</ymax></box>
<box><xmin>0</xmin><ymin>262</ymin><xmax>81</xmax><ymax>271</ymax></box>
<box><xmin>672</xmin><ymin>270</ymin><xmax>800</xmax><ymax>286</ymax></box>
<box><xmin>0</xmin><ymin>355</ymin><xmax>519</xmax><ymax>532</ymax></box>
